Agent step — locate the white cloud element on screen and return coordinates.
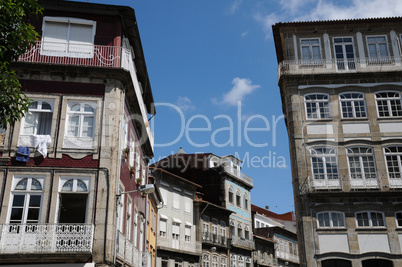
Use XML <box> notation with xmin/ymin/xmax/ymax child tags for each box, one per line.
<box><xmin>228</xmin><ymin>0</ymin><xmax>243</xmax><ymax>14</ymax></box>
<box><xmin>213</xmin><ymin>78</ymin><xmax>261</xmax><ymax>106</ymax></box>
<box><xmin>177</xmin><ymin>96</ymin><xmax>195</xmax><ymax>112</ymax></box>
<box><xmin>254</xmin><ymin>0</ymin><xmax>402</xmax><ymax>38</ymax></box>
<box><xmin>241</xmin><ymin>31</ymin><xmax>249</xmax><ymax>38</ymax></box>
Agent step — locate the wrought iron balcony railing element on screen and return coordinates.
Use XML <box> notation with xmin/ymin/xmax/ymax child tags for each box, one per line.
<box><xmin>0</xmin><ymin>224</ymin><xmax>94</xmax><ymax>254</ymax></box>
<box><xmin>277</xmin><ymin>57</ymin><xmax>402</xmax><ymax>80</ymax></box>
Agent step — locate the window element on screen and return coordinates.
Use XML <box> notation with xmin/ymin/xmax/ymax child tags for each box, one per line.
<box><xmin>0</xmin><ymin>127</ymin><xmax>5</xmax><ymax>146</ymax></box>
<box><xmin>184</xmin><ymin>196</ymin><xmax>192</xmax><ymax>213</ymax></box>
<box><xmin>230</xmin><ymin>254</ymin><xmax>236</xmax><ymax>267</ymax></box>
<box><xmin>384</xmin><ymin>146</ymin><xmax>402</xmax><ymax>179</ymax></box>
<box><xmin>300</xmin><ymin>38</ymin><xmax>322</xmax><ymax>61</ymax></box>
<box><xmin>356</xmin><ymin>211</ymin><xmax>385</xmax><ymax>227</ymax></box>
<box><xmin>212</xmin><ymin>219</ymin><xmax>218</xmax><ymax>242</ymax></box>
<box><xmin>212</xmin><ymin>255</ymin><xmax>218</xmax><ymax>267</ymax></box>
<box><xmin>220</xmin><ymin>221</ymin><xmax>226</xmax><ymax>244</ymax></box>
<box><xmin>256</xmin><ymin>221</ymin><xmax>260</xmax><ymax>228</ymax></box>
<box><xmin>59</xmin><ymin>178</ymin><xmax>89</xmax><ymax>224</ymax></box>
<box><xmin>159</xmin><ymin>218</ymin><xmax>167</xmax><ymax>237</ymax></box>
<box><xmin>238</xmin><ymin>256</ymin><xmax>244</xmax><ymax>267</ymax></box>
<box><xmin>203</xmin><ymin>217</ymin><xmax>210</xmax><ymax>241</ymax></box>
<box><xmin>347</xmin><ymin>147</ymin><xmax>377</xmax><ymax>179</ymax></box>
<box><xmin>228</xmin><ymin>186</ymin><xmax>234</xmax><ymax>204</ymax></box>
<box><xmin>117</xmin><ymin>187</ymin><xmax>124</xmax><ymax>232</ymax></box>
<box><xmin>41</xmin><ymin>17</ymin><xmax>96</xmax><ymax>58</ymax></box>
<box><xmin>317</xmin><ymin>212</ymin><xmax>345</xmax><ymax>228</ymax></box>
<box><xmin>221</xmin><ymin>257</ymin><xmax>227</xmax><ymax>267</ymax></box>
<box><xmin>173</xmin><ymin>193</ymin><xmax>180</xmax><ymax>210</ymax></box>
<box><xmin>126</xmin><ymin>199</ymin><xmax>132</xmax><ymax>239</ymax></box>
<box><xmin>19</xmin><ymin>100</ymin><xmax>54</xmax><ymax>147</ymax></box>
<box><xmin>333</xmin><ymin>37</ymin><xmax>356</xmax><ymax>70</ymax></box>
<box><xmin>133</xmin><ymin>210</ymin><xmax>138</xmax><ymax>246</ymax></box>
<box><xmin>237</xmin><ymin>223</ymin><xmax>242</xmax><ymax>238</ymax></box>
<box><xmin>310</xmin><ymin>147</ymin><xmax>339</xmax><ymax>180</ymax></box>
<box><xmin>172</xmin><ymin>222</ymin><xmax>180</xmax><ymax>240</ymax></box>
<box><xmin>9</xmin><ymin>177</ymin><xmax>44</xmax><ymax>224</ymax></box>
<box><xmin>243</xmin><ymin>193</ymin><xmax>248</xmax><ymax>210</ymax></box>
<box><xmin>305</xmin><ymin>94</ymin><xmax>331</xmax><ymax>119</ymax></box>
<box><xmin>375</xmin><ymin>91</ymin><xmax>402</xmax><ymax>117</ymax></box>
<box><xmin>64</xmin><ymin>101</ymin><xmax>96</xmax><ymax>148</ymax></box>
<box><xmin>340</xmin><ymin>92</ymin><xmax>366</xmax><ymax>118</ymax></box>
<box><xmin>203</xmin><ymin>254</ymin><xmax>210</xmax><ymax>267</ymax></box>
<box><xmin>229</xmin><ymin>220</ymin><xmax>235</xmax><ymax>237</ymax></box>
<box><xmin>236</xmin><ymin>190</ymin><xmax>241</xmax><ymax>207</ymax></box>
<box><xmin>185</xmin><ymin>225</ymin><xmax>191</xmax><ymax>242</ymax></box>
<box><xmin>244</xmin><ymin>225</ymin><xmax>250</xmax><ymax>240</ymax></box>
<box><xmin>396</xmin><ymin>212</ymin><xmax>402</xmax><ymax>227</ymax></box>
<box><xmin>366</xmin><ymin>35</ymin><xmax>389</xmax><ymax>61</ymax></box>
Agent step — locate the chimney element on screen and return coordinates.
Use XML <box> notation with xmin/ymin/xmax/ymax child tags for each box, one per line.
<box><xmin>265</xmin><ymin>206</ymin><xmax>269</xmax><ymax>210</ymax></box>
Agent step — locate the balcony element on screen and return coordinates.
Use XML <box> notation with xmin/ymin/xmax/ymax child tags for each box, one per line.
<box><xmin>0</xmin><ymin>224</ymin><xmax>93</xmax><ymax>254</ymax></box>
<box><xmin>17</xmin><ymin>41</ymin><xmax>154</xmax><ymax>152</ymax></box>
<box><xmin>310</xmin><ymin>175</ymin><xmax>342</xmax><ymax>191</ymax></box>
<box><xmin>202</xmin><ymin>232</ymin><xmax>230</xmax><ymax>248</ymax></box>
<box><xmin>117</xmin><ymin>232</ymin><xmax>150</xmax><ymax>267</ymax></box>
<box><xmin>230</xmin><ymin>236</ymin><xmax>255</xmax><ymax>250</ymax></box>
<box><xmin>157</xmin><ymin>236</ymin><xmax>201</xmax><ymax>255</ymax></box>
<box><xmin>277</xmin><ymin>57</ymin><xmax>402</xmax><ymax>80</ymax></box>
<box><xmin>276</xmin><ymin>250</ymin><xmax>299</xmax><ymax>264</ymax></box>
<box><xmin>223</xmin><ymin>165</ymin><xmax>253</xmax><ymax>187</ymax></box>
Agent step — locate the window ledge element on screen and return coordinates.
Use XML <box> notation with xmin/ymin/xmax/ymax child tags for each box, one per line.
<box><xmin>340</xmin><ymin>118</ymin><xmax>369</xmax><ymax>122</ymax></box>
<box><xmin>305</xmin><ymin>118</ymin><xmax>333</xmax><ymax>122</ymax></box>
<box><xmin>316</xmin><ymin>227</ymin><xmax>347</xmax><ymax>232</ymax></box>
<box><xmin>376</xmin><ymin>117</ymin><xmax>402</xmax><ymax>121</ymax></box>
<box><xmin>355</xmin><ymin>227</ymin><xmax>387</xmax><ymax>231</ymax></box>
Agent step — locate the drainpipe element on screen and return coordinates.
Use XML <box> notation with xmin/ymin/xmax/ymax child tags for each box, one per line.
<box><xmin>310</xmin><ymin>206</ymin><xmax>318</xmax><ymax>267</ymax></box>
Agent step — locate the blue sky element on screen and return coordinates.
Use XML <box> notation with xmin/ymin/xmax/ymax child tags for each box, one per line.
<box><xmin>81</xmin><ymin>0</ymin><xmax>402</xmax><ymax>214</ymax></box>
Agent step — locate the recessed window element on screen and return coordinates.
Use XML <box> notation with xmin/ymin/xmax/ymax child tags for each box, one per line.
<box><xmin>356</xmin><ymin>211</ymin><xmax>385</xmax><ymax>228</ymax></box>
<box><xmin>159</xmin><ymin>218</ymin><xmax>167</xmax><ymax>237</ymax></box>
<box><xmin>317</xmin><ymin>211</ymin><xmax>345</xmax><ymax>228</ymax></box>
<box><xmin>300</xmin><ymin>38</ymin><xmax>322</xmax><ymax>61</ymax></box>
<box><xmin>228</xmin><ymin>186</ymin><xmax>234</xmax><ymax>204</ymax></box>
<box><xmin>340</xmin><ymin>92</ymin><xmax>366</xmax><ymax>118</ymax></box>
<box><xmin>375</xmin><ymin>91</ymin><xmax>402</xmax><ymax>117</ymax></box>
<box><xmin>310</xmin><ymin>147</ymin><xmax>339</xmax><ymax>180</ymax></box>
<box><xmin>21</xmin><ymin>100</ymin><xmax>53</xmax><ymax>136</ymax></box>
<box><xmin>243</xmin><ymin>193</ymin><xmax>248</xmax><ymax>210</ymax></box>
<box><xmin>41</xmin><ymin>17</ymin><xmax>96</xmax><ymax>58</ymax></box>
<box><xmin>384</xmin><ymin>146</ymin><xmax>402</xmax><ymax>179</ymax></box>
<box><xmin>347</xmin><ymin>147</ymin><xmax>377</xmax><ymax>179</ymax></box>
<box><xmin>236</xmin><ymin>190</ymin><xmax>241</xmax><ymax>207</ymax></box>
<box><xmin>305</xmin><ymin>94</ymin><xmax>331</xmax><ymax>119</ymax></box>
<box><xmin>185</xmin><ymin>225</ymin><xmax>191</xmax><ymax>242</ymax></box>
<box><xmin>395</xmin><ymin>212</ymin><xmax>402</xmax><ymax>227</ymax></box>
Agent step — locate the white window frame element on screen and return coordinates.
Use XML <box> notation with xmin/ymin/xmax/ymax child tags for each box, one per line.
<box><xmin>346</xmin><ymin>146</ymin><xmax>377</xmax><ymax>180</ymax></box>
<box><xmin>300</xmin><ymin>38</ymin><xmax>322</xmax><ymax>61</ymax></box>
<box><xmin>8</xmin><ymin>176</ymin><xmax>44</xmax><ymax>224</ymax></box>
<box><xmin>228</xmin><ymin>186</ymin><xmax>234</xmax><ymax>204</ymax></box>
<box><xmin>366</xmin><ymin>35</ymin><xmax>390</xmax><ymax>61</ymax></box>
<box><xmin>339</xmin><ymin>92</ymin><xmax>367</xmax><ymax>118</ymax></box>
<box><xmin>395</xmin><ymin>211</ymin><xmax>402</xmax><ymax>228</ymax></box>
<box><xmin>185</xmin><ymin>225</ymin><xmax>191</xmax><ymax>242</ymax></box>
<box><xmin>41</xmin><ymin>16</ymin><xmax>96</xmax><ymax>58</ymax></box>
<box><xmin>304</xmin><ymin>93</ymin><xmax>331</xmax><ymax>120</ymax></box>
<box><xmin>126</xmin><ymin>198</ymin><xmax>132</xmax><ymax>239</ymax></box>
<box><xmin>159</xmin><ymin>217</ymin><xmax>167</xmax><ymax>237</ymax></box>
<box><xmin>310</xmin><ymin>147</ymin><xmax>339</xmax><ymax>180</ymax></box>
<box><xmin>384</xmin><ymin>146</ymin><xmax>402</xmax><ymax>179</ymax></box>
<box><xmin>20</xmin><ymin>99</ymin><xmax>54</xmax><ymax>136</ymax></box>
<box><xmin>375</xmin><ymin>91</ymin><xmax>402</xmax><ymax>118</ymax></box>
<box><xmin>64</xmin><ymin>101</ymin><xmax>96</xmax><ymax>149</ymax></box>
<box><xmin>316</xmin><ymin>211</ymin><xmax>346</xmax><ymax>228</ymax></box>
<box><xmin>355</xmin><ymin>211</ymin><xmax>385</xmax><ymax>228</ymax></box>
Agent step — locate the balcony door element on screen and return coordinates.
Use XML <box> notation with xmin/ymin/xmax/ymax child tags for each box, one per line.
<box><xmin>333</xmin><ymin>37</ymin><xmax>356</xmax><ymax>70</ymax></box>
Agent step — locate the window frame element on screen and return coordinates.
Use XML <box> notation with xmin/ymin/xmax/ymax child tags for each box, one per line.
<box><xmin>395</xmin><ymin>211</ymin><xmax>402</xmax><ymax>228</ymax></box>
<box><xmin>384</xmin><ymin>146</ymin><xmax>402</xmax><ymax>179</ymax></box>
<box><xmin>304</xmin><ymin>93</ymin><xmax>331</xmax><ymax>120</ymax></box>
<box><xmin>339</xmin><ymin>92</ymin><xmax>367</xmax><ymax>118</ymax></box>
<box><xmin>300</xmin><ymin>38</ymin><xmax>322</xmax><ymax>61</ymax></box>
<box><xmin>236</xmin><ymin>190</ymin><xmax>241</xmax><ymax>207</ymax></box>
<box><xmin>346</xmin><ymin>146</ymin><xmax>377</xmax><ymax>180</ymax></box>
<box><xmin>375</xmin><ymin>91</ymin><xmax>402</xmax><ymax>118</ymax></box>
<box><xmin>316</xmin><ymin>211</ymin><xmax>346</xmax><ymax>228</ymax></box>
<box><xmin>20</xmin><ymin>99</ymin><xmax>54</xmax><ymax>137</ymax></box>
<box><xmin>355</xmin><ymin>211</ymin><xmax>385</xmax><ymax>228</ymax></box>
<box><xmin>228</xmin><ymin>186</ymin><xmax>234</xmax><ymax>204</ymax></box>
<box><xmin>8</xmin><ymin>176</ymin><xmax>45</xmax><ymax>225</ymax></box>
<box><xmin>310</xmin><ymin>147</ymin><xmax>339</xmax><ymax>180</ymax></box>
<box><xmin>41</xmin><ymin>16</ymin><xmax>97</xmax><ymax>58</ymax></box>
<box><xmin>366</xmin><ymin>35</ymin><xmax>390</xmax><ymax>61</ymax></box>
<box><xmin>159</xmin><ymin>217</ymin><xmax>167</xmax><ymax>237</ymax></box>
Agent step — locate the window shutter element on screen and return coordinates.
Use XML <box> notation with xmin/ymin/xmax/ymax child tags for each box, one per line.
<box><xmin>43</xmin><ymin>21</ymin><xmax>68</xmax><ymax>52</ymax></box>
<box><xmin>160</xmin><ymin>219</ymin><xmax>167</xmax><ymax>232</ymax></box>
<box><xmin>69</xmin><ymin>23</ymin><xmax>93</xmax><ymax>53</ymax></box>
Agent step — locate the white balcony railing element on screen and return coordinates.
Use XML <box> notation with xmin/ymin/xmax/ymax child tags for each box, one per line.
<box><xmin>278</xmin><ymin>57</ymin><xmax>402</xmax><ymax>79</ymax></box>
<box><xmin>117</xmin><ymin>232</ymin><xmax>149</xmax><ymax>267</ymax></box>
<box><xmin>350</xmin><ymin>177</ymin><xmax>379</xmax><ymax>189</ymax></box>
<box><xmin>0</xmin><ymin>224</ymin><xmax>94</xmax><ymax>254</ymax></box>
<box><xmin>311</xmin><ymin>176</ymin><xmax>342</xmax><ymax>190</ymax></box>
<box><xmin>17</xmin><ymin>41</ymin><xmax>155</xmax><ymax>152</ymax></box>
<box><xmin>157</xmin><ymin>236</ymin><xmax>201</xmax><ymax>254</ymax></box>
<box><xmin>276</xmin><ymin>250</ymin><xmax>299</xmax><ymax>264</ymax></box>
<box><xmin>223</xmin><ymin>166</ymin><xmax>253</xmax><ymax>187</ymax></box>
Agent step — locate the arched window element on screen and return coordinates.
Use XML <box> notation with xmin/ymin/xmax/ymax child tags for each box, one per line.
<box><xmin>228</xmin><ymin>186</ymin><xmax>234</xmax><ymax>204</ymax></box>
<box><xmin>9</xmin><ymin>177</ymin><xmax>44</xmax><ymax>224</ymax></box>
<box><xmin>243</xmin><ymin>193</ymin><xmax>248</xmax><ymax>210</ymax></box>
<box><xmin>339</xmin><ymin>92</ymin><xmax>366</xmax><ymax>118</ymax></box>
<box><xmin>203</xmin><ymin>254</ymin><xmax>210</xmax><ymax>267</ymax></box>
<box><xmin>304</xmin><ymin>93</ymin><xmax>331</xmax><ymax>119</ymax></box>
<box><xmin>310</xmin><ymin>147</ymin><xmax>339</xmax><ymax>180</ymax></box>
<box><xmin>58</xmin><ymin>178</ymin><xmax>90</xmax><ymax>224</ymax></box>
<box><xmin>236</xmin><ymin>190</ymin><xmax>241</xmax><ymax>207</ymax></box>
<box><xmin>375</xmin><ymin>91</ymin><xmax>402</xmax><ymax>117</ymax></box>
<box><xmin>347</xmin><ymin>147</ymin><xmax>377</xmax><ymax>183</ymax></box>
<box><xmin>21</xmin><ymin>100</ymin><xmax>54</xmax><ymax>135</ymax></box>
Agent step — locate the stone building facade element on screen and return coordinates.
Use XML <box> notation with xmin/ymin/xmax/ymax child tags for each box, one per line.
<box><xmin>273</xmin><ymin>17</ymin><xmax>402</xmax><ymax>267</ymax></box>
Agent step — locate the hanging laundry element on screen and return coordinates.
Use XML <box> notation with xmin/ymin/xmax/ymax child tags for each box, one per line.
<box><xmin>16</xmin><ymin>146</ymin><xmax>30</xmax><ymax>162</ymax></box>
<box><xmin>33</xmin><ymin>135</ymin><xmax>52</xmax><ymax>158</ymax></box>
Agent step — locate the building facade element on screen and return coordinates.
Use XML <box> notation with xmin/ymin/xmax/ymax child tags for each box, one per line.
<box><xmin>0</xmin><ymin>1</ymin><xmax>157</xmax><ymax>266</ymax></box>
<box><xmin>152</xmin><ymin>168</ymin><xmax>202</xmax><ymax>267</ymax></box>
<box><xmin>273</xmin><ymin>17</ymin><xmax>402</xmax><ymax>267</ymax></box>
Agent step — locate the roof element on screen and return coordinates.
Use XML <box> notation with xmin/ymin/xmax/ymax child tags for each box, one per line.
<box><xmin>251</xmin><ymin>204</ymin><xmax>294</xmax><ymax>222</ymax></box>
<box><xmin>151</xmin><ymin>167</ymin><xmax>203</xmax><ymax>188</ymax></box>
